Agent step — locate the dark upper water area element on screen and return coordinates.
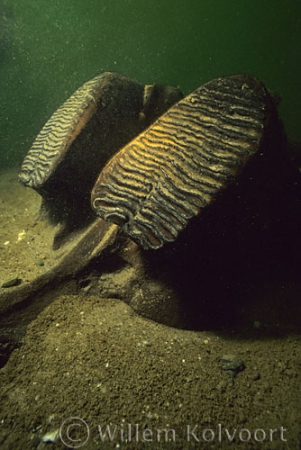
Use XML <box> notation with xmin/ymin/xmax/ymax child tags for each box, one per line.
<box><xmin>0</xmin><ymin>0</ymin><xmax>300</xmax><ymax>168</ymax></box>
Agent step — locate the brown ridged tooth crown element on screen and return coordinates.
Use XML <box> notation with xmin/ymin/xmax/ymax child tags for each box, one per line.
<box><xmin>91</xmin><ymin>74</ymin><xmax>276</xmax><ymax>250</ymax></box>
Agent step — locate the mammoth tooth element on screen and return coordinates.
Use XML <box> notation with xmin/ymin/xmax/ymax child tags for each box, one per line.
<box><xmin>18</xmin><ymin>72</ymin><xmax>183</xmax><ymax>239</ymax></box>
<box><xmin>91</xmin><ymin>74</ymin><xmax>278</xmax><ymax>250</ymax></box>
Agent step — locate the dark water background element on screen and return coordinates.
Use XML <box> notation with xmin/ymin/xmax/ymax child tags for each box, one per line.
<box><xmin>0</xmin><ymin>0</ymin><xmax>300</xmax><ymax>169</ymax></box>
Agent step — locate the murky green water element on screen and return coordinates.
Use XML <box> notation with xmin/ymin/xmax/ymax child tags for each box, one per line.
<box><xmin>0</xmin><ymin>0</ymin><xmax>300</xmax><ymax>168</ymax></box>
